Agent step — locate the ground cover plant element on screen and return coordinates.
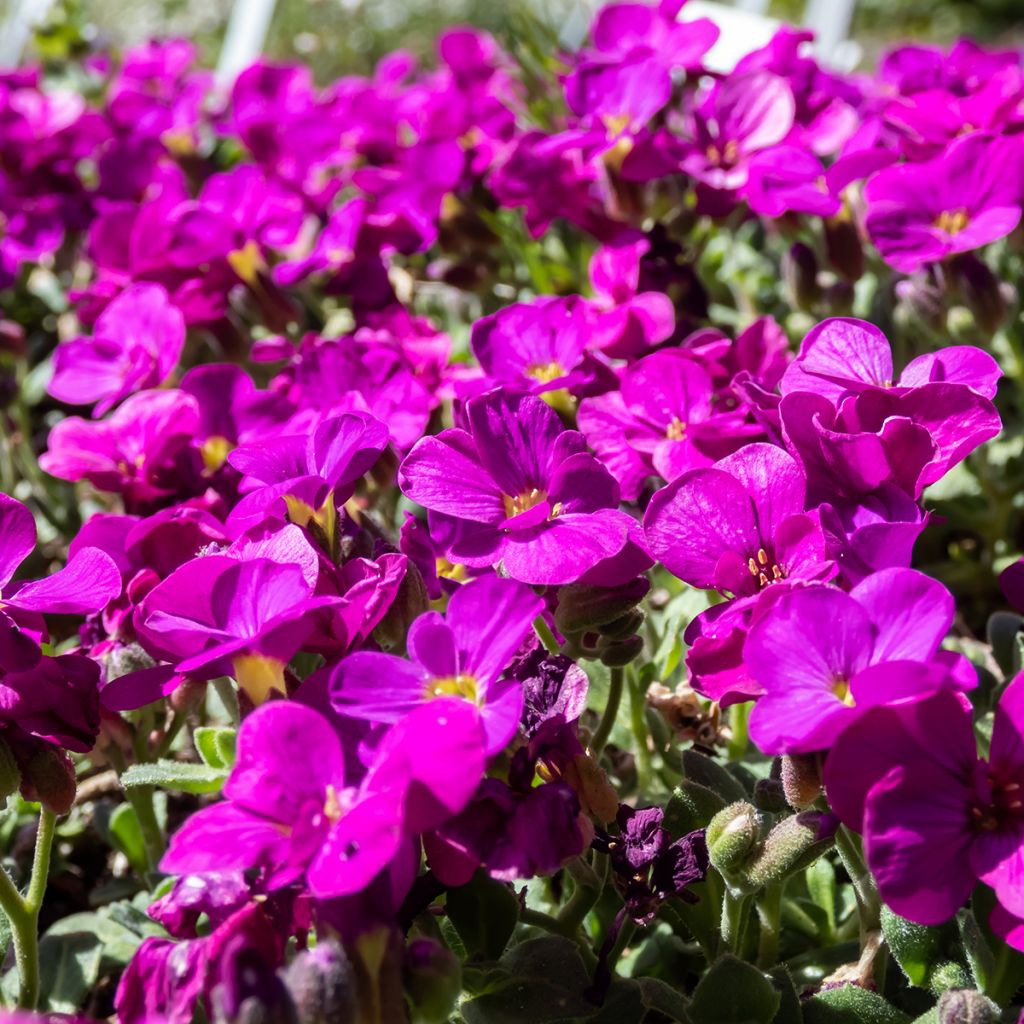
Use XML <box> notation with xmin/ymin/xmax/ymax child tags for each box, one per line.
<box><xmin>0</xmin><ymin>2</ymin><xmax>1023</xmax><ymax>1020</ymax></box>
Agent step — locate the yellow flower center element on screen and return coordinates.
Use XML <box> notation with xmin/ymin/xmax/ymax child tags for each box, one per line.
<box><xmin>746</xmin><ymin>548</ymin><xmax>785</xmax><ymax>589</ymax></box>
<box><xmin>231</xmin><ymin>655</ymin><xmax>287</xmax><ymax>706</ymax></box>
<box><xmin>707</xmin><ymin>140</ymin><xmax>739</xmax><ymax>165</ymax></box>
<box><xmin>830</xmin><ymin>677</ymin><xmax>856</xmax><ymax>707</ymax></box>
<box><xmin>935</xmin><ymin>208</ymin><xmax>969</xmax><ymax>236</ymax></box>
<box><xmin>426</xmin><ymin>674</ymin><xmax>479</xmax><ymax>703</ymax></box>
<box><xmin>665</xmin><ymin>417</ymin><xmax>687</xmax><ymax>441</ymax></box>
<box><xmin>526</xmin><ymin>361</ymin><xmax>566</xmax><ymax>384</ymax></box>
<box><xmin>200</xmin><ymin>435</ymin><xmax>233</xmax><ymax>473</ymax></box>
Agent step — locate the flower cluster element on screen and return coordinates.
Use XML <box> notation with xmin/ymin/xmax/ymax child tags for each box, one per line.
<box><xmin>0</xmin><ymin>3</ymin><xmax>1022</xmax><ymax>1021</ymax></box>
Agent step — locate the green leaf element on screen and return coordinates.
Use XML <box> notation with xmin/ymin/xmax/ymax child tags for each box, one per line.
<box><xmin>460</xmin><ymin>936</ymin><xmax>594</xmax><ymax>1024</ymax></box>
<box><xmin>8</xmin><ymin>931</ymin><xmax>104</xmax><ymax>1013</ymax></box>
<box><xmin>636</xmin><ymin>977</ymin><xmax>690</xmax><ymax>1022</ymax></box>
<box><xmin>121</xmin><ymin>759</ymin><xmax>227</xmax><ymax>794</ymax></box>
<box><xmin>108</xmin><ymin>803</ymin><xmax>148</xmax><ymax>876</ymax></box>
<box><xmin>689</xmin><ymin>954</ymin><xmax>781</xmax><ymax>1024</ymax></box>
<box><xmin>193</xmin><ymin>726</ymin><xmax>237</xmax><ymax>770</ymax></box>
<box><xmin>806</xmin><ymin>859</ymin><xmax>837</xmax><ymax>941</ymax></box>
<box><xmin>47</xmin><ymin>910</ymin><xmax>148</xmax><ymax>971</ymax></box>
<box><xmin>986</xmin><ymin>611</ymin><xmax>1023</xmax><ymax>680</ymax></box>
<box><xmin>769</xmin><ymin>967</ymin><xmax>803</xmax><ymax>1024</ymax></box>
<box><xmin>802</xmin><ymin>985</ymin><xmax>911</xmax><ymax>1024</ymax></box>
<box><xmin>881</xmin><ymin>907</ymin><xmax>946</xmax><ymax>988</ymax></box>
<box><xmin>682</xmin><ymin>750</ymin><xmax>748</xmax><ymax>804</ymax></box>
<box><xmin>445</xmin><ymin>871</ymin><xmax>519</xmax><ymax>960</ymax></box>
<box><xmin>664</xmin><ymin>780</ymin><xmax>727</xmax><ymax>836</ymax></box>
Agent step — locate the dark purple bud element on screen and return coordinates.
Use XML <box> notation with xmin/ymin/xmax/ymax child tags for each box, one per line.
<box><xmin>403</xmin><ymin>937</ymin><xmax>462</xmax><ymax>1024</ymax></box>
<box><xmin>281</xmin><ymin>939</ymin><xmax>356</xmax><ymax>1024</ymax></box>
<box><xmin>824</xmin><ymin>214</ymin><xmax>864</xmax><ymax>282</ymax></box>
<box><xmin>784</xmin><ymin>242</ymin><xmax>820</xmax><ymax>310</ymax></box>
<box><xmin>937</xmin><ymin>989</ymin><xmax>999</xmax><ymax>1024</ymax></box>
<box><xmin>952</xmin><ymin>254</ymin><xmax>1008</xmax><ymax>336</ymax></box>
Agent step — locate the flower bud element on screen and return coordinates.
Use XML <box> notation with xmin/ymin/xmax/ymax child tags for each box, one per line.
<box><xmin>373</xmin><ymin>558</ymin><xmax>429</xmax><ymax>654</ymax></box>
<box><xmin>596</xmin><ymin>634</ymin><xmax>644</xmax><ymax>667</ymax></box>
<box><xmin>784</xmin><ymin>242</ymin><xmax>820</xmax><ymax>310</ymax></box>
<box><xmin>706</xmin><ymin>802</ymin><xmax>765</xmax><ymax>880</ymax></box>
<box><xmin>281</xmin><ymin>940</ymin><xmax>356</xmax><ymax>1024</ymax></box>
<box><xmin>743</xmin><ymin>811</ymin><xmax>838</xmax><ymax>889</ymax></box>
<box><xmin>554</xmin><ymin>579</ymin><xmax>650</xmax><ymax>635</ymax></box>
<box><xmin>753</xmin><ymin>776</ymin><xmax>787</xmax><ymax>813</ymax></box>
<box><xmin>821</xmin><ymin>278</ymin><xmax>855</xmax><ymax>316</ymax></box>
<box><xmin>403</xmin><ymin>938</ymin><xmax>462</xmax><ymax>1024</ymax></box>
<box><xmin>929</xmin><ymin>962</ymin><xmax>973</xmax><ymax>998</ymax></box>
<box><xmin>19</xmin><ymin>745</ymin><xmax>76</xmax><ymax>815</ymax></box>
<box><xmin>781</xmin><ymin>753</ymin><xmax>823</xmax><ymax>809</ymax></box>
<box><xmin>895</xmin><ymin>274</ymin><xmax>945</xmax><ymax>331</ymax></box>
<box><xmin>106</xmin><ymin>642</ymin><xmax>157</xmax><ymax>682</ymax></box>
<box><xmin>937</xmin><ymin>989</ymin><xmax>999</xmax><ymax>1024</ymax></box>
<box><xmin>824</xmin><ymin>213</ymin><xmax>864</xmax><ymax>281</ymax></box>
<box><xmin>951</xmin><ymin>254</ymin><xmax>1007</xmax><ymax>336</ymax></box>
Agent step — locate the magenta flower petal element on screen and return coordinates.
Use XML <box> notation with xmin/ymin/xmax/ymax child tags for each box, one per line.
<box><xmin>8</xmin><ymin>546</ymin><xmax>121</xmax><ymax>615</ymax></box>
<box><xmin>399</xmin><ymin>431</ymin><xmax>505</xmax><ymax>523</ymax></box>
<box><xmin>446</xmin><ymin>576</ymin><xmax>543</xmax><ymax>684</ymax></box>
<box><xmin>849</xmin><ymin>567</ymin><xmax>953</xmax><ymax>662</ymax></box>
<box><xmin>0</xmin><ymin>494</ymin><xmax>36</xmax><ymax>589</ymax></box>
<box><xmin>224</xmin><ymin>701</ymin><xmax>345</xmax><ymax>821</ymax></box>
<box><xmin>863</xmin><ymin>765</ymin><xmax>977</xmax><ymax>924</ymax></box>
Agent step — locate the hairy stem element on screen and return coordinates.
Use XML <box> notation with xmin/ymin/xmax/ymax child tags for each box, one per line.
<box><xmin>0</xmin><ymin>807</ymin><xmax>58</xmax><ymax>1009</ymax></box>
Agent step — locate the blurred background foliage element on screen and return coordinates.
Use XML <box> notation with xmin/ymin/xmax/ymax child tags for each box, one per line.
<box><xmin>14</xmin><ymin>0</ymin><xmax>1024</xmax><ymax>81</ymax></box>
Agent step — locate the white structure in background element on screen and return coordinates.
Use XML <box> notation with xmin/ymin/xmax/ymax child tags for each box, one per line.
<box><xmin>0</xmin><ymin>0</ymin><xmax>859</xmax><ymax>76</ymax></box>
<box><xmin>215</xmin><ymin>0</ymin><xmax>278</xmax><ymax>84</ymax></box>
<box><xmin>0</xmin><ymin>0</ymin><xmax>56</xmax><ymax>66</ymax></box>
<box><xmin>681</xmin><ymin>1</ymin><xmax>861</xmax><ymax>72</ymax></box>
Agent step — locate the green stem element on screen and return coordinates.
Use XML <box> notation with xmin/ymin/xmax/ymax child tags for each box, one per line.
<box><xmin>591</xmin><ymin>667</ymin><xmax>624</xmax><ymax>757</ymax></box>
<box><xmin>984</xmin><ymin>939</ymin><xmax>1024</xmax><ymax>1006</ymax></box>
<box><xmin>834</xmin><ymin>826</ymin><xmax>881</xmax><ymax>939</ymax></box>
<box><xmin>721</xmin><ymin>890</ymin><xmax>750</xmax><ymax>955</ymax></box>
<box><xmin>558</xmin><ymin>854</ymin><xmax>605</xmax><ymax>931</ymax></box>
<box><xmin>0</xmin><ymin>807</ymin><xmax>58</xmax><ymax>1009</ymax></box>
<box><xmin>155</xmin><ymin>710</ymin><xmax>188</xmax><ymax>760</ymax></box>
<box><xmin>628</xmin><ymin>670</ymin><xmax>654</xmax><ymax>794</ymax></box>
<box><xmin>533</xmin><ymin>615</ymin><xmax>561</xmax><ymax>656</ymax></box>
<box><xmin>727</xmin><ymin>702</ymin><xmax>751</xmax><ymax>762</ymax></box>
<box><xmin>756</xmin><ymin>884</ymin><xmax>784</xmax><ymax>968</ymax></box>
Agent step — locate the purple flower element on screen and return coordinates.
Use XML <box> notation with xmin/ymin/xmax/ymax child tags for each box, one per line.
<box><xmin>864</xmin><ymin>133</ymin><xmax>1024</xmax><ymax>272</ymax></box>
<box><xmin>586</xmin><ymin>234</ymin><xmax>676</xmax><ymax>359</ymax></box>
<box><xmin>675</xmin><ymin>71</ymin><xmax>796</xmax><ymax>192</ymax></box>
<box><xmin>226</xmin><ymin>412</ymin><xmax>390</xmax><ymax>530</ymax></box>
<box><xmin>469</xmin><ymin>297</ymin><xmax>615</xmax><ymax>399</ymax></box>
<box><xmin>48</xmin><ymin>283</ymin><xmax>185</xmax><ymax>415</ymax></box>
<box><xmin>0</xmin><ymin>493</ymin><xmax>120</xmax><ymax>623</ymax></box>
<box><xmin>399</xmin><ymin>388</ymin><xmax>649</xmax><ymax>586</ymax></box>
<box><xmin>116</xmin><ymin>900</ymin><xmax>286</xmax><ymax>1024</ymax></box>
<box><xmin>781</xmin><ymin>385</ymin><xmax>1001</xmax><ymax>502</ymax></box>
<box><xmin>134</xmin><ymin>554</ymin><xmax>340</xmax><ymax>704</ymax></box>
<box><xmin>825</xmin><ymin>676</ymin><xmax>1024</xmax><ymax>936</ymax></box>
<box><xmin>643</xmin><ymin>442</ymin><xmax>833</xmax><ymax>596</ymax></box>
<box><xmin>742</xmin><ymin>144</ymin><xmax>840</xmax><ymax>218</ymax></box>
<box><xmin>579</xmin><ymin>350</ymin><xmax>758</xmax><ymax>501</ymax></box>
<box><xmin>745</xmin><ymin>568</ymin><xmax>971</xmax><ymax>754</ymax></box>
<box><xmin>780</xmin><ymin>317</ymin><xmax>1001</xmax><ymax>403</ymax></box>
<box><xmin>40</xmin><ymin>389</ymin><xmax>202</xmax><ymax>507</ymax></box>
<box><xmin>330</xmin><ymin>575</ymin><xmax>541</xmax><ymax>754</ymax></box>
<box><xmin>162</xmin><ymin>699</ymin><xmax>485</xmax><ymax>897</ymax></box>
